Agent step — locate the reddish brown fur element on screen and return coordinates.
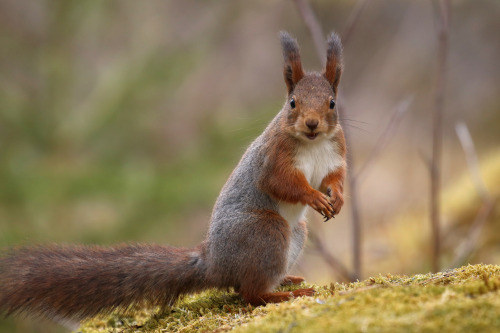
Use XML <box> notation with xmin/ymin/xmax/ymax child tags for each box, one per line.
<box><xmin>284</xmin><ymin>76</ymin><xmax>339</xmax><ymax>140</ymax></box>
<box><xmin>320</xmin><ymin>167</ymin><xmax>345</xmax><ymax>214</ymax></box>
<box><xmin>281</xmin><ymin>275</ymin><xmax>306</xmax><ymax>285</ymax></box>
<box><xmin>254</xmin><ymin>288</ymin><xmax>315</xmax><ymax>305</ymax></box>
<box><xmin>324</xmin><ymin>56</ymin><xmax>340</xmax><ymax>93</ymax></box>
<box><xmin>257</xmin><ymin>133</ymin><xmax>335</xmax><ymax>218</ymax></box>
<box><xmin>258</xmin><ymin>134</ymin><xmax>313</xmax><ymax>204</ymax></box>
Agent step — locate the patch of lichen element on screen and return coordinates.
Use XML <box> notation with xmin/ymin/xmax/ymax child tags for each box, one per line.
<box><xmin>78</xmin><ymin>264</ymin><xmax>500</xmax><ymax>333</ymax></box>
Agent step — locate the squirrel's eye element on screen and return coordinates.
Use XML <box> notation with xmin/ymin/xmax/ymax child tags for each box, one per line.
<box><xmin>290</xmin><ymin>98</ymin><xmax>296</xmax><ymax>109</ymax></box>
<box><xmin>329</xmin><ymin>99</ymin><xmax>336</xmax><ymax>109</ymax></box>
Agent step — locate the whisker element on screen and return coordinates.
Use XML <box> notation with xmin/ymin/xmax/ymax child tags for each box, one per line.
<box><xmin>326</xmin><ymin>123</ymin><xmax>369</xmax><ymax>134</ymax></box>
<box><xmin>342</xmin><ymin>124</ymin><xmax>371</xmax><ymax>134</ymax></box>
<box><xmin>339</xmin><ymin>117</ymin><xmax>370</xmax><ymax>125</ymax></box>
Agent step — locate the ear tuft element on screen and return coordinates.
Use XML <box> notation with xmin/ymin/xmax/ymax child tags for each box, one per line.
<box><xmin>324</xmin><ymin>32</ymin><xmax>343</xmax><ymax>93</ymax></box>
<box><xmin>326</xmin><ymin>32</ymin><xmax>343</xmax><ymax>63</ymax></box>
<box><xmin>280</xmin><ymin>31</ymin><xmax>305</xmax><ymax>94</ymax></box>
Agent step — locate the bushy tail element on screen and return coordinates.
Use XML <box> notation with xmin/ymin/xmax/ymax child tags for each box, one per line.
<box><xmin>0</xmin><ymin>243</ymin><xmax>210</xmax><ymax>321</ymax></box>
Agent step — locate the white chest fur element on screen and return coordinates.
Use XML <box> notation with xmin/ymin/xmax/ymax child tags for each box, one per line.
<box><xmin>294</xmin><ymin>138</ymin><xmax>344</xmax><ymax>189</ymax></box>
<box><xmin>278</xmin><ymin>137</ymin><xmax>344</xmax><ymax>228</ymax></box>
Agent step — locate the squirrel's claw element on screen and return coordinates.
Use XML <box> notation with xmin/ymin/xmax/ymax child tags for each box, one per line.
<box><xmin>320</xmin><ymin>211</ymin><xmax>329</xmax><ymax>222</ymax></box>
<box><xmin>323</xmin><ymin>213</ymin><xmax>335</xmax><ymax>222</ymax></box>
<box><xmin>321</xmin><ymin>201</ymin><xmax>336</xmax><ymax>222</ymax></box>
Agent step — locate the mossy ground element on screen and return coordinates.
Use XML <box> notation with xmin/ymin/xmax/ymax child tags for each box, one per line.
<box><xmin>79</xmin><ymin>264</ymin><xmax>500</xmax><ymax>333</ymax></box>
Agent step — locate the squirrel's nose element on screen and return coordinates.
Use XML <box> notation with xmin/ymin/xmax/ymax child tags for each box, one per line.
<box><xmin>305</xmin><ymin>119</ymin><xmax>319</xmax><ymax>131</ymax></box>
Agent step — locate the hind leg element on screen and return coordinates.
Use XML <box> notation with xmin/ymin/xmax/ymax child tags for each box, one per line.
<box><xmin>287</xmin><ymin>220</ymin><xmax>307</xmax><ymax>271</ymax></box>
<box><xmin>240</xmin><ymin>276</ymin><xmax>315</xmax><ymax>306</ymax></box>
<box><xmin>281</xmin><ymin>275</ymin><xmax>305</xmax><ymax>285</ymax></box>
<box><xmin>280</xmin><ymin>220</ymin><xmax>308</xmax><ymax>285</ymax></box>
<box><xmin>281</xmin><ymin>219</ymin><xmax>308</xmax><ymax>287</ymax></box>
<box><xmin>236</xmin><ymin>211</ymin><xmax>315</xmax><ymax>305</ymax></box>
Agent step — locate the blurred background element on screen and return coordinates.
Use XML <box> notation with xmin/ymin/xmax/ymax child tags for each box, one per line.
<box><xmin>0</xmin><ymin>0</ymin><xmax>499</xmax><ymax>331</ymax></box>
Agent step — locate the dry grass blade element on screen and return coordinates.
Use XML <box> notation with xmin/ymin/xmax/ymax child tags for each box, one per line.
<box><xmin>449</xmin><ymin>121</ymin><xmax>496</xmax><ymax>269</ymax></box>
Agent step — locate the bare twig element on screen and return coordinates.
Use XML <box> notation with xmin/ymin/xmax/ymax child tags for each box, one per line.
<box><xmin>355</xmin><ymin>96</ymin><xmax>413</xmax><ymax>183</ymax></box>
<box><xmin>308</xmin><ymin>229</ymin><xmax>356</xmax><ymax>282</ymax></box>
<box><xmin>449</xmin><ymin>121</ymin><xmax>495</xmax><ymax>268</ymax></box>
<box><xmin>341</xmin><ymin>107</ymin><xmax>363</xmax><ymax>280</ymax></box>
<box><xmin>341</xmin><ymin>0</ymin><xmax>371</xmax><ymax>46</ymax></box>
<box><xmin>455</xmin><ymin>122</ymin><xmax>488</xmax><ymax>199</ymax></box>
<box><xmin>292</xmin><ymin>0</ymin><xmax>326</xmax><ymax>64</ymax></box>
<box><xmin>429</xmin><ymin>0</ymin><xmax>450</xmax><ymax>272</ymax></box>
<box><xmin>347</xmin><ymin>166</ymin><xmax>362</xmax><ymax>279</ymax></box>
<box><xmin>292</xmin><ymin>0</ymin><xmax>371</xmax><ymax>61</ymax></box>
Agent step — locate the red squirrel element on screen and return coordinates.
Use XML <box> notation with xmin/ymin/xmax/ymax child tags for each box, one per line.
<box><xmin>0</xmin><ymin>31</ymin><xmax>346</xmax><ymax>322</ymax></box>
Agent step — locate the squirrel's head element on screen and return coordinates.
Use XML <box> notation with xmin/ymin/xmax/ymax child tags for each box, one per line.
<box><xmin>279</xmin><ymin>31</ymin><xmax>343</xmax><ymax>142</ymax></box>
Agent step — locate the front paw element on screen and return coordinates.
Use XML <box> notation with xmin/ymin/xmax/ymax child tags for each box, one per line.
<box><xmin>306</xmin><ymin>190</ymin><xmax>335</xmax><ymax>219</ymax></box>
<box><xmin>326</xmin><ymin>187</ymin><xmax>344</xmax><ymax>216</ymax></box>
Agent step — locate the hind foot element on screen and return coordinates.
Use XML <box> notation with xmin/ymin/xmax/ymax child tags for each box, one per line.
<box><xmin>243</xmin><ymin>288</ymin><xmax>315</xmax><ymax>306</ymax></box>
<box><xmin>281</xmin><ymin>275</ymin><xmax>306</xmax><ymax>286</ymax></box>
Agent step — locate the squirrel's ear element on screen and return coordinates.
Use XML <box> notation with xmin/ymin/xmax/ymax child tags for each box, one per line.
<box><xmin>280</xmin><ymin>31</ymin><xmax>305</xmax><ymax>94</ymax></box>
<box><xmin>324</xmin><ymin>32</ymin><xmax>343</xmax><ymax>93</ymax></box>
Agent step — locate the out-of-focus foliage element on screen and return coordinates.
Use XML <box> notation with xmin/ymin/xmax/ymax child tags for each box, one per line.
<box><xmin>363</xmin><ymin>150</ymin><xmax>500</xmax><ymax>276</ymax></box>
<box><xmin>0</xmin><ymin>0</ymin><xmax>499</xmax><ymax>332</ymax></box>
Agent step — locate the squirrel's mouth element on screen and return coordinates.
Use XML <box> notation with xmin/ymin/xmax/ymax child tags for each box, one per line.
<box><xmin>305</xmin><ymin>132</ymin><xmax>318</xmax><ymax>140</ymax></box>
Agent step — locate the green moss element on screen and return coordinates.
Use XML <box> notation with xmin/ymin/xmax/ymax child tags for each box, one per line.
<box><xmin>79</xmin><ymin>264</ymin><xmax>500</xmax><ymax>333</ymax></box>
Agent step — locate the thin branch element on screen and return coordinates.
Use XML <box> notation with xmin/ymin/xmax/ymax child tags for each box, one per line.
<box><xmin>355</xmin><ymin>96</ymin><xmax>413</xmax><ymax>183</ymax></box>
<box><xmin>418</xmin><ymin>149</ymin><xmax>433</xmax><ymax>173</ymax></box>
<box><xmin>429</xmin><ymin>0</ymin><xmax>450</xmax><ymax>272</ymax></box>
<box><xmin>341</xmin><ymin>0</ymin><xmax>371</xmax><ymax>46</ymax></box>
<box><xmin>449</xmin><ymin>121</ymin><xmax>495</xmax><ymax>268</ymax></box>
<box><xmin>292</xmin><ymin>0</ymin><xmax>326</xmax><ymax>64</ymax></box>
<box><xmin>308</xmin><ymin>229</ymin><xmax>356</xmax><ymax>282</ymax></box>
<box><xmin>292</xmin><ymin>0</ymin><xmax>371</xmax><ymax>61</ymax></box>
<box><xmin>344</xmin><ymin>131</ymin><xmax>362</xmax><ymax>280</ymax></box>
<box><xmin>338</xmin><ymin>101</ymin><xmax>363</xmax><ymax>280</ymax></box>
<box><xmin>455</xmin><ymin>122</ymin><xmax>488</xmax><ymax>199</ymax></box>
